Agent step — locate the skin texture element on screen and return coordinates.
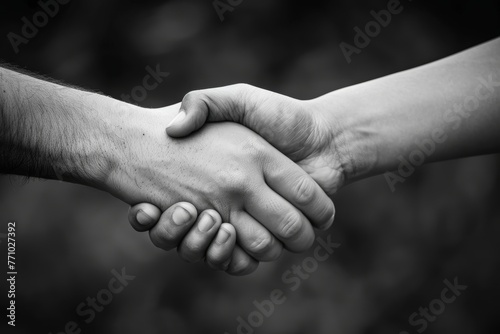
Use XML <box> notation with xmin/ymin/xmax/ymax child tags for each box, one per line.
<box><xmin>131</xmin><ymin>88</ymin><xmax>344</xmax><ymax>275</ymax></box>
<box><xmin>112</xmin><ymin>106</ymin><xmax>335</xmax><ymax>262</ymax></box>
<box><xmin>174</xmin><ymin>86</ymin><xmax>349</xmax><ymax>196</ymax></box>
<box><xmin>0</xmin><ymin>67</ymin><xmax>335</xmax><ymax>275</ymax></box>
<box><xmin>131</xmin><ymin>37</ymin><xmax>500</xmax><ymax>275</ymax></box>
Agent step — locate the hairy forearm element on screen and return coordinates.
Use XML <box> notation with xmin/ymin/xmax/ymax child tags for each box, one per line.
<box><xmin>317</xmin><ymin>37</ymin><xmax>500</xmax><ymax>183</ymax></box>
<box><xmin>0</xmin><ymin>66</ymin><xmax>198</xmax><ymax>209</ymax></box>
<box><xmin>0</xmin><ymin>67</ymin><xmax>133</xmax><ymax>188</ymax></box>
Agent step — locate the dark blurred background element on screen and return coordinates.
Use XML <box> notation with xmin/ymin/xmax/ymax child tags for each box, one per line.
<box><xmin>1</xmin><ymin>0</ymin><xmax>500</xmax><ymax>333</ymax></box>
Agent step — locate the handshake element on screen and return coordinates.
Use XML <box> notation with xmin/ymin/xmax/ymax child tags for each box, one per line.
<box><xmin>1</xmin><ymin>38</ymin><xmax>498</xmax><ymax>277</ymax></box>
<box><xmin>124</xmin><ymin>84</ymin><xmax>347</xmax><ymax>276</ymax></box>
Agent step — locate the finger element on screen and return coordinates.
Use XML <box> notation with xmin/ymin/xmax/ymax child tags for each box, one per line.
<box><xmin>263</xmin><ymin>151</ymin><xmax>336</xmax><ymax>231</ymax></box>
<box><xmin>226</xmin><ymin>245</ymin><xmax>259</xmax><ymax>276</ymax></box>
<box><xmin>230</xmin><ymin>211</ymin><xmax>283</xmax><ymax>262</ymax></box>
<box><xmin>206</xmin><ymin>223</ymin><xmax>237</xmax><ymax>271</ymax></box>
<box><xmin>166</xmin><ymin>85</ymin><xmax>249</xmax><ymax>137</ymax></box>
<box><xmin>245</xmin><ymin>185</ymin><xmax>316</xmax><ymax>253</ymax></box>
<box><xmin>177</xmin><ymin>209</ymin><xmax>222</xmax><ymax>263</ymax></box>
<box><xmin>128</xmin><ymin>203</ymin><xmax>161</xmax><ymax>232</ymax></box>
<box><xmin>148</xmin><ymin>203</ymin><xmax>198</xmax><ymax>251</ymax></box>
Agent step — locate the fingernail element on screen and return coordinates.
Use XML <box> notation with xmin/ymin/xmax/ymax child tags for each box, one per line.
<box><xmin>166</xmin><ymin>110</ymin><xmax>186</xmax><ymax>129</ymax></box>
<box><xmin>215</xmin><ymin>228</ymin><xmax>231</xmax><ymax>244</ymax></box>
<box><xmin>222</xmin><ymin>258</ymin><xmax>231</xmax><ymax>271</ymax></box>
<box><xmin>172</xmin><ymin>206</ymin><xmax>191</xmax><ymax>226</ymax></box>
<box><xmin>320</xmin><ymin>213</ymin><xmax>335</xmax><ymax>231</ymax></box>
<box><xmin>230</xmin><ymin>260</ymin><xmax>249</xmax><ymax>275</ymax></box>
<box><xmin>136</xmin><ymin>210</ymin><xmax>153</xmax><ymax>226</ymax></box>
<box><xmin>198</xmin><ymin>213</ymin><xmax>215</xmax><ymax>232</ymax></box>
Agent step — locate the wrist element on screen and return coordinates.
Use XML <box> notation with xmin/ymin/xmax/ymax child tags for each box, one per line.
<box><xmin>91</xmin><ymin>101</ymin><xmax>180</xmax><ymax>202</ymax></box>
<box><xmin>63</xmin><ymin>95</ymin><xmax>148</xmax><ymax>190</ymax></box>
<box><xmin>309</xmin><ymin>89</ymin><xmax>380</xmax><ymax>184</ymax></box>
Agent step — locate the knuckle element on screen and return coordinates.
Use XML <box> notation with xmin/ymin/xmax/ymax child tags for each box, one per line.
<box><xmin>230</xmin><ymin>169</ymin><xmax>249</xmax><ymax>188</ymax></box>
<box><xmin>217</xmin><ymin>168</ymin><xmax>249</xmax><ymax>196</ymax></box>
<box><xmin>293</xmin><ymin>176</ymin><xmax>316</xmax><ymax>205</ymax></box>
<box><xmin>233</xmin><ymin>83</ymin><xmax>250</xmax><ymax>89</ymax></box>
<box><xmin>182</xmin><ymin>90</ymin><xmax>203</xmax><ymax>104</ymax></box>
<box><xmin>241</xmin><ymin>137</ymin><xmax>269</xmax><ymax>162</ymax></box>
<box><xmin>232</xmin><ymin>83</ymin><xmax>253</xmax><ymax>98</ymax></box>
<box><xmin>278</xmin><ymin>211</ymin><xmax>304</xmax><ymax>240</ymax></box>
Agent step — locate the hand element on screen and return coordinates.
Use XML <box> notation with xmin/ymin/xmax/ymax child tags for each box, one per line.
<box><xmin>167</xmin><ymin>84</ymin><xmax>349</xmax><ymax>195</ymax></box>
<box><xmin>111</xmin><ymin>105</ymin><xmax>334</xmax><ymax>270</ymax></box>
<box><xmin>130</xmin><ymin>85</ymin><xmax>348</xmax><ymax>275</ymax></box>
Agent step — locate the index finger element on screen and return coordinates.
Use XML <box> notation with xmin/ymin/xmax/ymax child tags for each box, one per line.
<box><xmin>263</xmin><ymin>150</ymin><xmax>336</xmax><ymax>231</ymax></box>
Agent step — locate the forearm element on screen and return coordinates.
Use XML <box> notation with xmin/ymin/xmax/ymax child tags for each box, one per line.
<box><xmin>0</xmin><ymin>67</ymin><xmax>135</xmax><ymax>188</ymax></box>
<box><xmin>317</xmin><ymin>37</ymin><xmax>500</xmax><ymax>182</ymax></box>
<box><xmin>0</xmin><ymin>66</ymin><xmax>196</xmax><ymax>208</ymax></box>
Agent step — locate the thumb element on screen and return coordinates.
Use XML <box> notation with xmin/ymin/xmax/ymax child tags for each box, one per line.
<box><xmin>165</xmin><ymin>109</ymin><xmax>205</xmax><ymax>138</ymax></box>
<box><xmin>165</xmin><ymin>84</ymin><xmax>248</xmax><ymax>138</ymax></box>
